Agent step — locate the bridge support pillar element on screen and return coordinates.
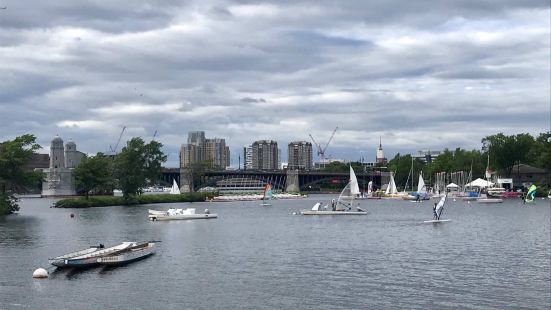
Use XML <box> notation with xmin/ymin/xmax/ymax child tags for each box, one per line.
<box><xmin>285</xmin><ymin>169</ymin><xmax>300</xmax><ymax>193</ymax></box>
<box><xmin>179</xmin><ymin>168</ymin><xmax>194</xmax><ymax>193</ymax></box>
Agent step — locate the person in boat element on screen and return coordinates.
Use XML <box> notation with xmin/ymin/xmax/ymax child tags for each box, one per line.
<box><xmin>331</xmin><ymin>199</ymin><xmax>336</xmax><ymax>211</ymax></box>
<box><xmin>433</xmin><ymin>203</ymin><xmax>438</xmax><ymax>220</ymax></box>
<box><xmin>416</xmin><ymin>194</ymin><xmax>421</xmax><ymax>202</ymax></box>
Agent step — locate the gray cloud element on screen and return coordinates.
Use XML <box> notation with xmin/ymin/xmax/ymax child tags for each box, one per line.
<box><xmin>0</xmin><ymin>1</ymin><xmax>549</xmax><ymax>167</ymax></box>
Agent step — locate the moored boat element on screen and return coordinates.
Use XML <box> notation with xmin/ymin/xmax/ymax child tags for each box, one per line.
<box><xmin>56</xmin><ymin>242</ymin><xmax>136</xmax><ymax>268</ymax></box>
<box><xmin>97</xmin><ymin>242</ymin><xmax>156</xmax><ymax>266</ymax></box>
<box><xmin>48</xmin><ymin>244</ymin><xmax>105</xmax><ymax>267</ymax></box>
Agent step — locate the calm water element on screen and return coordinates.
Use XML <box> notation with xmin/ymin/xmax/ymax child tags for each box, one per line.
<box><xmin>0</xmin><ymin>196</ymin><xmax>550</xmax><ymax>309</ymax></box>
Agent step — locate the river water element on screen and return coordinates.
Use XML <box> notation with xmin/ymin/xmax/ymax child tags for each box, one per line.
<box><xmin>0</xmin><ymin>196</ymin><xmax>549</xmax><ymax>309</ymax></box>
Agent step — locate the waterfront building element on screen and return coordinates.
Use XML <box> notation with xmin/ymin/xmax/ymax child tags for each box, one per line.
<box><xmin>412</xmin><ymin>150</ymin><xmax>442</xmax><ymax>163</ymax></box>
<box><xmin>288</xmin><ymin>141</ymin><xmax>313</xmax><ymax>170</ymax></box>
<box><xmin>41</xmin><ymin>135</ymin><xmax>84</xmax><ymax>196</ymax></box>
<box><xmin>252</xmin><ymin>140</ymin><xmax>279</xmax><ymax>170</ymax></box>
<box><xmin>180</xmin><ymin>131</ymin><xmax>230</xmax><ymax>169</ymax></box>
<box><xmin>243</xmin><ymin>144</ymin><xmax>253</xmax><ymax>170</ymax></box>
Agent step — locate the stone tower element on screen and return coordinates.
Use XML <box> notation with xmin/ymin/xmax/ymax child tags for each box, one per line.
<box><xmin>65</xmin><ymin>140</ymin><xmax>78</xmax><ymax>168</ymax></box>
<box><xmin>41</xmin><ymin>135</ymin><xmax>77</xmax><ymax>196</ymax></box>
<box><xmin>50</xmin><ymin>135</ymin><xmax>65</xmax><ymax>169</ymax></box>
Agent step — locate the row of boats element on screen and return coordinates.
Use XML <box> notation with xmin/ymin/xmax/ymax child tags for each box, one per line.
<box><xmin>49</xmin><ymin>241</ymin><xmax>156</xmax><ymax>268</ymax></box>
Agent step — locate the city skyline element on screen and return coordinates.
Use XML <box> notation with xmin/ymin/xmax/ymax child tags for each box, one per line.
<box><xmin>0</xmin><ymin>1</ymin><xmax>549</xmax><ymax>168</ymax></box>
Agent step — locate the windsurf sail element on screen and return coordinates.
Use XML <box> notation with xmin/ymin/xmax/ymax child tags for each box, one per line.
<box><xmin>262</xmin><ymin>184</ymin><xmax>273</xmax><ymax>201</ymax></box>
<box><xmin>525</xmin><ymin>185</ymin><xmax>537</xmax><ymax>202</ymax></box>
<box><xmin>435</xmin><ymin>195</ymin><xmax>446</xmax><ymax>219</ymax></box>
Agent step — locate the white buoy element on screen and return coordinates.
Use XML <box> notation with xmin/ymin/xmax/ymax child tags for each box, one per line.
<box><xmin>292</xmin><ymin>212</ymin><xmax>297</xmax><ymax>215</ymax></box>
<box><xmin>33</xmin><ymin>268</ymin><xmax>48</xmax><ymax>278</ymax></box>
<box><xmin>453</xmin><ymin>199</ymin><xmax>456</xmax><ymax>202</ymax></box>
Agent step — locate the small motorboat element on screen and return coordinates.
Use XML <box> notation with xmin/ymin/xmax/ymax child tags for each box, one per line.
<box><xmin>48</xmin><ymin>244</ymin><xmax>105</xmax><ymax>267</ymax></box>
<box><xmin>97</xmin><ymin>242</ymin><xmax>156</xmax><ymax>266</ymax></box>
<box><xmin>148</xmin><ymin>208</ymin><xmax>217</xmax><ymax>221</ymax></box>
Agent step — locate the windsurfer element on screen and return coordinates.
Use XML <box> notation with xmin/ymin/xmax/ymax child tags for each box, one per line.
<box><xmin>433</xmin><ymin>203</ymin><xmax>438</xmax><ymax>220</ymax></box>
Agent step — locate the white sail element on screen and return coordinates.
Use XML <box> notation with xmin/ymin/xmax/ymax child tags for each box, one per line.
<box><xmin>417</xmin><ymin>172</ymin><xmax>426</xmax><ymax>194</ymax></box>
<box><xmin>385</xmin><ymin>172</ymin><xmax>398</xmax><ymax>195</ymax></box>
<box><xmin>367</xmin><ymin>181</ymin><xmax>373</xmax><ymax>195</ymax></box>
<box><xmin>349</xmin><ymin>166</ymin><xmax>360</xmax><ymax>196</ymax></box>
<box><xmin>435</xmin><ymin>195</ymin><xmax>446</xmax><ymax>218</ymax></box>
<box><xmin>170</xmin><ymin>179</ymin><xmax>181</xmax><ymax>195</ymax></box>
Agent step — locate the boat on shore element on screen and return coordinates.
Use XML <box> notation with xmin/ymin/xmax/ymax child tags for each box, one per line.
<box><xmin>97</xmin><ymin>242</ymin><xmax>156</xmax><ymax>266</ymax></box>
<box><xmin>148</xmin><ymin>208</ymin><xmax>217</xmax><ymax>221</ymax></box>
<box><xmin>53</xmin><ymin>242</ymin><xmax>136</xmax><ymax>268</ymax></box>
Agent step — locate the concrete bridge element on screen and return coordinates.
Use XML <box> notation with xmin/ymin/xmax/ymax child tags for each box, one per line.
<box><xmin>161</xmin><ymin>168</ymin><xmax>387</xmax><ymax>193</ymax></box>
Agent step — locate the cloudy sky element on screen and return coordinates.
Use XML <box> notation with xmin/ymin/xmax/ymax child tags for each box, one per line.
<box><xmin>0</xmin><ymin>0</ymin><xmax>549</xmax><ymax>167</ymax></box>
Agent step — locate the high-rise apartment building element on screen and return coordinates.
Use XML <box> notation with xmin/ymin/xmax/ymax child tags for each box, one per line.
<box><xmin>243</xmin><ymin>144</ymin><xmax>253</xmax><ymax>170</ymax></box>
<box><xmin>288</xmin><ymin>141</ymin><xmax>313</xmax><ymax>170</ymax></box>
<box><xmin>252</xmin><ymin>140</ymin><xmax>278</xmax><ymax>170</ymax></box>
<box><xmin>180</xmin><ymin>131</ymin><xmax>230</xmax><ymax>169</ymax></box>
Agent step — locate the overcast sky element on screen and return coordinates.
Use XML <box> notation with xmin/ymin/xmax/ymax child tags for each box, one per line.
<box><xmin>0</xmin><ymin>0</ymin><xmax>549</xmax><ymax>167</ymax></box>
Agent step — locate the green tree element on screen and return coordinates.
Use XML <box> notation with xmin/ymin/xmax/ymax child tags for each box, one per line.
<box><xmin>113</xmin><ymin>138</ymin><xmax>167</xmax><ymax>199</ymax></box>
<box><xmin>0</xmin><ymin>134</ymin><xmax>43</xmax><ymax>215</ymax></box>
<box><xmin>74</xmin><ymin>153</ymin><xmax>114</xmax><ymax>199</ymax></box>
<box><xmin>387</xmin><ymin>154</ymin><xmax>425</xmax><ymax>190</ymax></box>
<box><xmin>527</xmin><ymin>132</ymin><xmax>551</xmax><ymax>172</ymax></box>
<box><xmin>482</xmin><ymin>133</ymin><xmax>535</xmax><ymax>177</ymax></box>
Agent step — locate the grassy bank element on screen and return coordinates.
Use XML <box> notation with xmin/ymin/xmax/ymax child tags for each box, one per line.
<box><xmin>54</xmin><ymin>192</ymin><xmax>215</xmax><ymax>208</ymax></box>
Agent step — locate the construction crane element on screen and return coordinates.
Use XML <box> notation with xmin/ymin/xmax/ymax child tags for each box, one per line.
<box><xmin>109</xmin><ymin>126</ymin><xmax>126</xmax><ymax>154</ymax></box>
<box><xmin>309</xmin><ymin>126</ymin><xmax>338</xmax><ymax>162</ymax></box>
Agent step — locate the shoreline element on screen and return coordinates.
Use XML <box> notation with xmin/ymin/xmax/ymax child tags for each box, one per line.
<box><xmin>54</xmin><ymin>192</ymin><xmax>214</xmax><ymax>208</ymax></box>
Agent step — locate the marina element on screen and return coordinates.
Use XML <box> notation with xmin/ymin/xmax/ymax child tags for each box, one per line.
<box><xmin>1</xmin><ymin>197</ymin><xmax>549</xmax><ymax>309</ymax></box>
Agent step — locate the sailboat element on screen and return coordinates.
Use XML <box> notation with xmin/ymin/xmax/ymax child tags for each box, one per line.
<box><xmin>424</xmin><ymin>195</ymin><xmax>451</xmax><ymax>223</ymax></box>
<box><xmin>169</xmin><ymin>179</ymin><xmax>181</xmax><ymax>195</ymax></box>
<box><xmin>384</xmin><ymin>172</ymin><xmax>399</xmax><ymax>197</ymax></box>
<box><xmin>301</xmin><ymin>166</ymin><xmax>367</xmax><ymax>215</ymax></box>
<box><xmin>477</xmin><ymin>153</ymin><xmax>503</xmax><ymax>203</ymax></box>
<box><xmin>403</xmin><ymin>172</ymin><xmax>430</xmax><ymax>201</ymax></box>
<box><xmin>524</xmin><ymin>185</ymin><xmax>537</xmax><ymax>203</ymax></box>
<box><xmin>260</xmin><ymin>183</ymin><xmax>273</xmax><ymax>206</ymax></box>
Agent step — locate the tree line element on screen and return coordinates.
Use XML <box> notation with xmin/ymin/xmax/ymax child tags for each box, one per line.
<box><xmin>386</xmin><ymin>132</ymin><xmax>549</xmax><ymax>189</ymax></box>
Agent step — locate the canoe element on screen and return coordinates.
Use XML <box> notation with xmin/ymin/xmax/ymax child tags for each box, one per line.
<box><xmin>97</xmin><ymin>242</ymin><xmax>156</xmax><ymax>266</ymax></box>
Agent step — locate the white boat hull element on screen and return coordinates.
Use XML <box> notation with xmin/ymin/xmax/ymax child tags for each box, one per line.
<box><xmin>97</xmin><ymin>243</ymin><xmax>156</xmax><ymax>266</ymax></box>
<box><xmin>58</xmin><ymin>242</ymin><xmax>136</xmax><ymax>268</ymax></box>
<box><xmin>300</xmin><ymin>210</ymin><xmax>367</xmax><ymax>215</ymax></box>
<box><xmin>423</xmin><ymin>219</ymin><xmax>452</xmax><ymax>223</ymax></box>
<box><xmin>477</xmin><ymin>198</ymin><xmax>504</xmax><ymax>203</ymax></box>
<box><xmin>149</xmin><ymin>213</ymin><xmax>218</xmax><ymax>221</ymax></box>
<box><xmin>49</xmin><ymin>246</ymin><xmax>104</xmax><ymax>267</ymax></box>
